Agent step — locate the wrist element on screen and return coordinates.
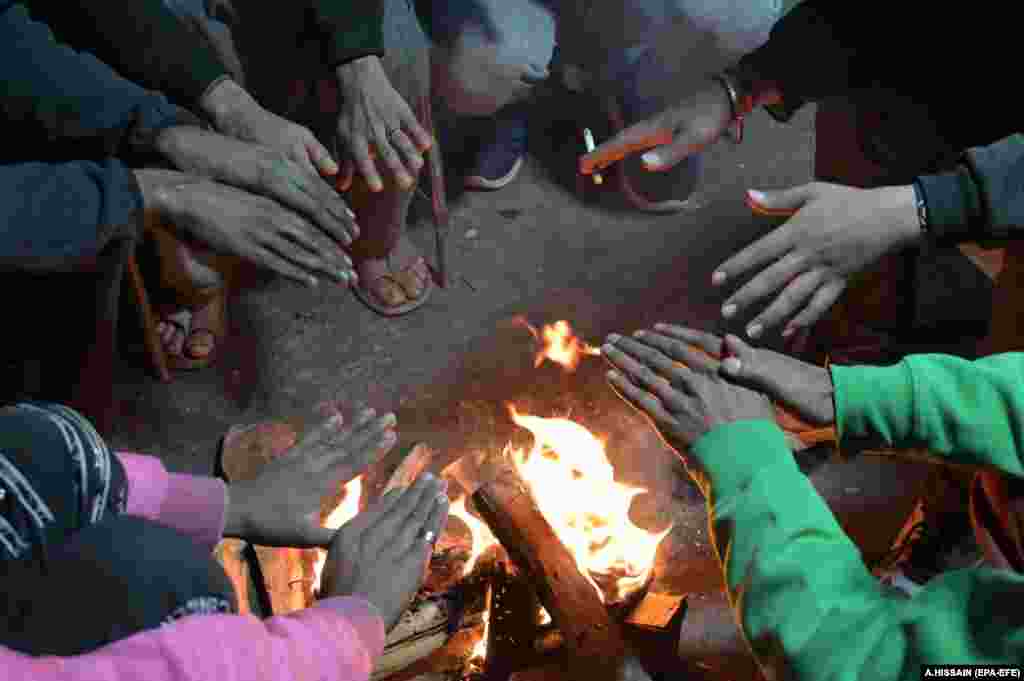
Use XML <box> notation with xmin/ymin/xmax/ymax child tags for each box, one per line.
<box><xmin>222</xmin><ymin>483</ymin><xmax>249</xmax><ymax>539</ymax></box>
<box><xmin>133</xmin><ymin>168</ymin><xmax>179</xmax><ymax>217</ymax></box>
<box><xmin>336</xmin><ymin>55</ymin><xmax>381</xmax><ymax>87</ymax></box>
<box><xmin>722</xmin><ymin>62</ymin><xmax>783</xmax><ymax>115</ymax></box>
<box><xmin>132</xmin><ymin>168</ymin><xmax>202</xmax><ymax>232</ymax></box>
<box><xmin>198</xmin><ymin>78</ymin><xmax>253</xmax><ymax>131</ymax></box>
<box><xmin>818</xmin><ymin>363</ymin><xmax>837</xmax><ymax>424</ymax></box>
<box><xmin>888</xmin><ymin>184</ymin><xmax>927</xmax><ymax>248</ymax></box>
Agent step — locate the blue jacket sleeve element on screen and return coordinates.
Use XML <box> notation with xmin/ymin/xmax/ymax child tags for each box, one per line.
<box><xmin>0</xmin><ymin>160</ymin><xmax>144</xmax><ymax>271</ymax></box>
<box><xmin>0</xmin><ymin>1</ymin><xmax>198</xmax><ymax>163</ymax></box>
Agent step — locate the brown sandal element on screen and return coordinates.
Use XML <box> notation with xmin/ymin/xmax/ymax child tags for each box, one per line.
<box><xmin>166</xmin><ymin>289</ymin><xmax>228</xmax><ymax>371</ymax></box>
<box><xmin>354</xmin><ymin>255</ymin><xmax>435</xmax><ymax>317</ymax></box>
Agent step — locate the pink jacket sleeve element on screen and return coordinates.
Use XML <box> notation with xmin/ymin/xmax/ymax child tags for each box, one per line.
<box><xmin>116</xmin><ymin>452</ymin><xmax>228</xmax><ymax>553</ymax></box>
<box><xmin>2</xmin><ymin>596</ymin><xmax>386</xmax><ymax>681</ymax></box>
<box><xmin>0</xmin><ymin>452</ymin><xmax>388</xmax><ymax>681</ymax></box>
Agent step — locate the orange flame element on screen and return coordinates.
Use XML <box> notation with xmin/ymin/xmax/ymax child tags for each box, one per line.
<box><xmin>507</xmin><ymin>405</ymin><xmax>671</xmax><ymax>603</ymax></box>
<box><xmin>469</xmin><ymin>609</ymin><xmax>490</xmax><ymax>665</ymax></box>
<box><xmin>447</xmin><ymin>495</ymin><xmax>497</xmax><ymax>577</ymax></box>
<box><xmin>313</xmin><ymin>476</ymin><xmax>363</xmax><ymax>592</ymax></box>
<box><xmin>516</xmin><ymin>317</ymin><xmax>601</xmax><ymax>372</ymax></box>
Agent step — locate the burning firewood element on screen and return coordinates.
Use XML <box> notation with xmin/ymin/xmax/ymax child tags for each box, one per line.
<box><xmin>220</xmin><ymin>420</ymin><xmax>318</xmax><ymax>612</ymax></box>
<box><xmin>373</xmin><ymin>575</ymin><xmax>490</xmax><ymax>680</ymax></box>
<box><xmin>372</xmin><ymin>595</ymin><xmax>455</xmax><ymax>680</ymax></box>
<box><xmin>383</xmin><ymin>442</ymin><xmax>437</xmax><ymax>495</ymax></box>
<box><xmin>213</xmin><ymin>538</ymin><xmax>251</xmax><ymax>615</ymax></box>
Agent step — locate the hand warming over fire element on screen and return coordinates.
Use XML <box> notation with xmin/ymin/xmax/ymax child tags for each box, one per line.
<box><xmin>223</xmin><ymin>407</ymin><xmax>397</xmax><ymax>548</ymax></box>
<box><xmin>601</xmin><ymin>327</ymin><xmax>774</xmax><ymax>453</ymax></box>
<box><xmin>713</xmin><ymin>329</ymin><xmax>837</xmax><ymax>426</ymax></box>
<box><xmin>321</xmin><ymin>473</ymin><xmax>450</xmax><ymax>631</ymax></box>
<box><xmin>714</xmin><ymin>183</ymin><xmax>922</xmax><ymax>339</ymax></box>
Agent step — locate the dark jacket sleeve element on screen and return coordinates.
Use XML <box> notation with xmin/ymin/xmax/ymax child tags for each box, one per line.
<box><xmin>21</xmin><ymin>0</ymin><xmax>229</xmax><ymax>108</ymax></box>
<box><xmin>0</xmin><ymin>1</ymin><xmax>199</xmax><ymax>164</ymax></box>
<box><xmin>0</xmin><ymin>160</ymin><xmax>143</xmax><ymax>271</ymax></box>
<box><xmin>916</xmin><ymin>135</ymin><xmax>1024</xmax><ymax>246</ymax></box>
<box><xmin>309</xmin><ymin>0</ymin><xmax>385</xmax><ymax>68</ymax></box>
<box><xmin>735</xmin><ymin>1</ymin><xmax>981</xmax><ymax>117</ymax></box>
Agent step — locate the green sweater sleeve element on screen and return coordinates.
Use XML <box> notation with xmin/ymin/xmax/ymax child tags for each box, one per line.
<box><xmin>310</xmin><ymin>0</ymin><xmax>385</xmax><ymax>68</ymax></box>
<box><xmin>915</xmin><ymin>135</ymin><xmax>1024</xmax><ymax>247</ymax></box>
<box><xmin>833</xmin><ymin>352</ymin><xmax>1024</xmax><ymax>476</ymax></box>
<box><xmin>690</xmin><ymin>419</ymin><xmax>1024</xmax><ymax>680</ymax></box>
<box><xmin>22</xmin><ymin>0</ymin><xmax>228</xmax><ymax>107</ymax></box>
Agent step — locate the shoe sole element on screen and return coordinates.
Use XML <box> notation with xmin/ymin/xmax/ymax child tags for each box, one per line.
<box><xmin>465</xmin><ymin>157</ymin><xmax>524</xmax><ymax>191</ymax></box>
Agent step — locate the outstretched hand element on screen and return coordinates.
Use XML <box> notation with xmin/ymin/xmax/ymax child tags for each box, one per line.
<box><xmin>579</xmin><ymin>78</ymin><xmax>733</xmax><ymax>176</ymax></box>
<box><xmin>321</xmin><ymin>473</ymin><xmax>449</xmax><ymax>630</ymax></box>
<box><xmin>154</xmin><ymin>126</ymin><xmax>359</xmax><ymax>251</ymax></box>
<box><xmin>223</xmin><ymin>407</ymin><xmax>398</xmax><ymax>548</ymax></box>
<box><xmin>601</xmin><ymin>327</ymin><xmax>774</xmax><ymax>457</ymax></box>
<box><xmin>135</xmin><ymin>168</ymin><xmax>354</xmax><ymax>287</ymax></box>
<box><xmin>715</xmin><ymin>183</ymin><xmax>921</xmax><ymax>339</ymax></box>
<box><xmin>335</xmin><ymin>56</ymin><xmax>433</xmax><ymax>193</ymax></box>
<box><xmin>201</xmin><ymin>79</ymin><xmax>341</xmax><ymax>180</ymax></box>
<box><xmin>646</xmin><ymin>324</ymin><xmax>836</xmax><ymax>426</ymax></box>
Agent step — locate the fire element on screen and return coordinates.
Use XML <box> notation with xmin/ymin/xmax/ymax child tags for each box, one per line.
<box><xmin>312</xmin><ymin>476</ymin><xmax>363</xmax><ymax>592</ymax></box>
<box><xmin>507</xmin><ymin>405</ymin><xmax>671</xmax><ymax>603</ymax></box>
<box><xmin>469</xmin><ymin>609</ymin><xmax>490</xmax><ymax>665</ymax></box>
<box><xmin>516</xmin><ymin>317</ymin><xmax>601</xmax><ymax>372</ymax></box>
<box><xmin>447</xmin><ymin>495</ymin><xmax>497</xmax><ymax>576</ymax></box>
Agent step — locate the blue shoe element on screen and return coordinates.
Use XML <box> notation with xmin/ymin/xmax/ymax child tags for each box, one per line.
<box><xmin>464</xmin><ymin>105</ymin><xmax>528</xmax><ymax>191</ymax></box>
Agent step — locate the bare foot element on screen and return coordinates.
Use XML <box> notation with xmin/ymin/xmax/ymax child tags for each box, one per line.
<box><xmin>157</xmin><ymin>309</ymin><xmax>191</xmax><ymax>358</ymax></box>
<box><xmin>356</xmin><ymin>235</ymin><xmax>431</xmax><ymax>310</ymax></box>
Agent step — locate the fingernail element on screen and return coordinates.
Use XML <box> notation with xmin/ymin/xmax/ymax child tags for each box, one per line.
<box><xmin>747</xmin><ymin>323</ymin><xmax>762</xmax><ymax>339</ymax></box>
<box><xmin>607</xmin><ymin>333</ymin><xmax>622</xmax><ymax>343</ymax></box>
<box><xmin>722</xmin><ymin>304</ymin><xmax>737</xmax><ymax>318</ymax></box>
<box><xmin>641</xmin><ymin>152</ymin><xmax>660</xmax><ymax>167</ymax></box>
<box><xmin>712</xmin><ymin>271</ymin><xmax>727</xmax><ymax>286</ymax></box>
<box><xmin>748</xmin><ymin>189</ymin><xmax>767</xmax><ymax>204</ymax></box>
<box><xmin>345</xmin><ymin>207</ymin><xmax>356</xmax><ymax>219</ymax></box>
<box><xmin>722</xmin><ymin>356</ymin><xmax>742</xmax><ymax>374</ymax></box>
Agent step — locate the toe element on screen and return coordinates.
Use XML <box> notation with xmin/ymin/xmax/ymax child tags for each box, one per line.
<box><xmin>369</xmin><ymin>276</ymin><xmax>409</xmax><ymax>308</ymax></box>
<box><xmin>396</xmin><ymin>258</ymin><xmax>429</xmax><ymax>300</ymax></box>
<box><xmin>167</xmin><ymin>329</ymin><xmax>186</xmax><ymax>357</ymax></box>
<box><xmin>185</xmin><ymin>330</ymin><xmax>216</xmax><ymax>359</ymax></box>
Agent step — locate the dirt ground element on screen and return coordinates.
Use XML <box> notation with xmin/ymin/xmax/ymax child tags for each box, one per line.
<box><xmin>97</xmin><ymin>89</ymin><xmax>937</xmax><ymax>680</ymax></box>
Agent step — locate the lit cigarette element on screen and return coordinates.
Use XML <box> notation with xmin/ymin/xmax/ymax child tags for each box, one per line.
<box><xmin>583</xmin><ymin>128</ymin><xmax>603</xmax><ymax>185</ymax></box>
